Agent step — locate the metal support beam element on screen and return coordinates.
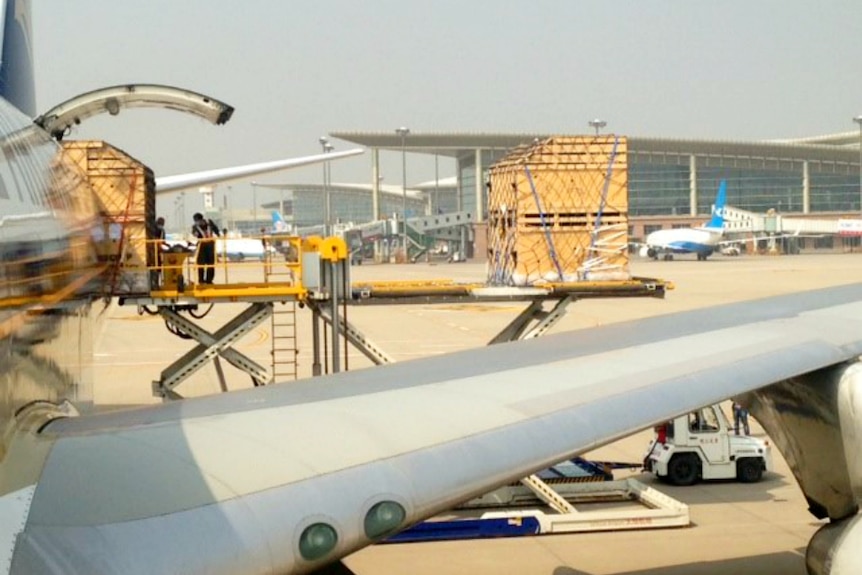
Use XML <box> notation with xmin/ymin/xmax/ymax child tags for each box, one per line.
<box><xmin>475</xmin><ymin>148</ymin><xmax>484</xmax><ymax>222</ymax></box>
<box><xmin>313</xmin><ymin>301</ymin><xmax>395</xmax><ymax>365</ymax></box>
<box><xmin>312</xmin><ymin>305</ymin><xmax>322</xmax><ymax>376</ymax></box>
<box><xmin>153</xmin><ymin>303</ymin><xmax>272</xmax><ymax>399</ymax></box>
<box><xmin>487</xmin><ymin>296</ymin><xmax>574</xmax><ymax>345</ymax></box>
<box><xmin>330</xmin><ymin>262</ymin><xmax>341</xmax><ymax>373</ymax></box>
<box><xmin>689</xmin><ymin>154</ymin><xmax>698</xmax><ymax>216</ymax></box>
<box><xmin>372</xmin><ymin>147</ymin><xmax>380</xmax><ymax>220</ymax></box>
<box><xmin>520</xmin><ymin>474</ymin><xmax>578</xmax><ymax>515</ymax></box>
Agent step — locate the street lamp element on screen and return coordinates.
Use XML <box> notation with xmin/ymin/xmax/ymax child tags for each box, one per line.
<box><xmin>588</xmin><ymin>118</ymin><xmax>607</xmax><ymax>136</ymax></box>
<box><xmin>319</xmin><ymin>136</ymin><xmax>331</xmax><ymax>235</ymax></box>
<box><xmin>854</xmin><ymin>116</ymin><xmax>862</xmax><ymax>213</ymax></box>
<box><xmin>325</xmin><ymin>142</ymin><xmax>334</xmax><ymax>233</ymax></box>
<box><xmin>396</xmin><ymin>126</ymin><xmax>410</xmax><ymax>260</ymax></box>
<box><xmin>251</xmin><ymin>181</ymin><xmax>258</xmax><ymax>233</ymax></box>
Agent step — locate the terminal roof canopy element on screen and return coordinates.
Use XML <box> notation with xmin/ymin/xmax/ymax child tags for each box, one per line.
<box><xmin>330</xmin><ymin>132</ymin><xmax>553</xmax><ymax>157</ymax></box>
<box><xmin>330</xmin><ymin>131</ymin><xmax>861</xmax><ymax>163</ymax></box>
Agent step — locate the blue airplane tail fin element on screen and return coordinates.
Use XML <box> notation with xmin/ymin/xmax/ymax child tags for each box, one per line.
<box><xmin>0</xmin><ymin>0</ymin><xmax>35</xmax><ymax>117</ymax></box>
<box><xmin>704</xmin><ymin>180</ymin><xmax>727</xmax><ymax>230</ymax></box>
<box><xmin>272</xmin><ymin>210</ymin><xmax>289</xmax><ymax>232</ymax></box>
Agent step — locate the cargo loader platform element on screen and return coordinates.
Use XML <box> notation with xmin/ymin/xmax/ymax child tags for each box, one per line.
<box><xmin>384</xmin><ymin>478</ymin><xmax>690</xmax><ymax>543</ymax></box>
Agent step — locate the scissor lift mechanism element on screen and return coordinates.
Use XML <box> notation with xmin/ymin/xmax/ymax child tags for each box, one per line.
<box><xmin>152</xmin><ymin>303</ymin><xmax>272</xmax><ymax>399</ymax></box>
<box><xmin>119</xmin><ymin>235</ymin><xmax>347</xmax><ymax>399</ymax></box>
<box><xmin>118</xmin><ymin>233</ymin><xmax>669</xmax><ymax>405</ymax></box>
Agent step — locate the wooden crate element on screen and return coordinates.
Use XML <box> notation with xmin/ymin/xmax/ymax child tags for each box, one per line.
<box><xmin>60</xmin><ymin>141</ymin><xmax>156</xmax><ymax>294</ymax></box>
<box><xmin>487</xmin><ymin>136</ymin><xmax>629</xmax><ymax>285</ymax></box>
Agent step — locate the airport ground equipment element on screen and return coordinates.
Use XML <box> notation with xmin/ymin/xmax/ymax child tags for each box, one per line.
<box><xmin>150</xmin><ymin>303</ymin><xmax>272</xmax><ymax>399</ymax></box>
<box><xmin>384</xmin><ymin>477</ymin><xmax>689</xmax><ymax>543</ymax></box>
<box><xmin>114</xmin><ymin>231</ymin><xmax>670</xmax><ymax>397</ymax></box>
<box><xmin>644</xmin><ymin>403</ymin><xmax>773</xmax><ymax>485</ymax></box>
<box><xmin>120</xmin><ymin>234</ymin><xmax>350</xmax><ymax>398</ymax></box>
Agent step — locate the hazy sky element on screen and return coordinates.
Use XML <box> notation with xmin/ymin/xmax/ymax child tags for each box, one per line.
<box><xmin>31</xmin><ymin>1</ymin><xmax>862</xmax><ymax>217</ymax></box>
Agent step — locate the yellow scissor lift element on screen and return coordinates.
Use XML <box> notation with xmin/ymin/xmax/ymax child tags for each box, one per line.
<box><xmin>117</xmin><ymin>234</ymin><xmax>349</xmax><ymax>400</ymax></box>
<box><xmin>115</xmin><ymin>232</ymin><xmax>671</xmax><ymax>400</ymax></box>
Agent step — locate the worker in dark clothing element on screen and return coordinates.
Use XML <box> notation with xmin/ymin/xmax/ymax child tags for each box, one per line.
<box><xmin>149</xmin><ymin>216</ymin><xmax>169</xmax><ymax>288</ymax></box>
<box><xmin>733</xmin><ymin>400</ymin><xmax>750</xmax><ymax>435</ymax></box>
<box><xmin>191</xmin><ymin>213</ymin><xmax>220</xmax><ymax>284</ymax></box>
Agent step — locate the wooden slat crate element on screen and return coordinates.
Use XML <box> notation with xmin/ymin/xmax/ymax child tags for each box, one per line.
<box><xmin>60</xmin><ymin>141</ymin><xmax>156</xmax><ymax>294</ymax></box>
<box><xmin>487</xmin><ymin>136</ymin><xmax>629</xmax><ymax>285</ymax></box>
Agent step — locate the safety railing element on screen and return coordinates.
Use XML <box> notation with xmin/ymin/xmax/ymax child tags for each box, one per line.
<box><xmin>101</xmin><ymin>233</ymin><xmax>307</xmax><ymax>297</ymax></box>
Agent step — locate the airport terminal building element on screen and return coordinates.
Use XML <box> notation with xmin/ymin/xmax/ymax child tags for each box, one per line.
<box><xmin>331</xmin><ymin>131</ymin><xmax>862</xmax><ymax>247</ymax></box>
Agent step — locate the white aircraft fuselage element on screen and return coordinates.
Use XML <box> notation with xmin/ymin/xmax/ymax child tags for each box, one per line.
<box><xmin>644</xmin><ymin>226</ymin><xmax>724</xmax><ymax>259</ymax></box>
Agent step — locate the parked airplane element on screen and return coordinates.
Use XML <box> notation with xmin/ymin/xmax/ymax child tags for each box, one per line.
<box><xmin>272</xmin><ymin>210</ymin><xmax>289</xmax><ymax>233</ymax></box>
<box><xmin>216</xmin><ymin>237</ymin><xmax>274</xmax><ymax>261</ymax></box>
<box><xmin>638</xmin><ymin>180</ymin><xmax>729</xmax><ymax>261</ymax></box>
<box><xmin>1</xmin><ymin>4</ymin><xmax>861</xmax><ymax>575</ymax></box>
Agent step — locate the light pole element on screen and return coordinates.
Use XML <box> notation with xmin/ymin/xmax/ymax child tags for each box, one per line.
<box><xmin>588</xmin><ymin>118</ymin><xmax>607</xmax><ymax>136</ymax></box>
<box><xmin>396</xmin><ymin>126</ymin><xmax>410</xmax><ymax>260</ymax></box>
<box><xmin>179</xmin><ymin>191</ymin><xmax>186</xmax><ymax>230</ymax></box>
<box><xmin>325</xmin><ymin>142</ymin><xmax>334</xmax><ymax>232</ymax></box>
<box><xmin>174</xmin><ymin>195</ymin><xmax>182</xmax><ymax>232</ymax></box>
<box><xmin>319</xmin><ymin>136</ymin><xmax>330</xmax><ymax>235</ymax></box>
<box><xmin>434</xmin><ymin>152</ymin><xmax>439</xmax><ymax>215</ymax></box>
<box><xmin>854</xmin><ymin>116</ymin><xmax>862</xmax><ymax>213</ymax></box>
<box><xmin>251</xmin><ymin>181</ymin><xmax>258</xmax><ymax>234</ymax></box>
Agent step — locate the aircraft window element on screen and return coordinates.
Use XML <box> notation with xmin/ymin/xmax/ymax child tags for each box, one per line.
<box><xmin>298</xmin><ymin>522</ymin><xmax>338</xmax><ymax>561</ymax></box>
<box><xmin>364</xmin><ymin>500</ymin><xmax>406</xmax><ymax>539</ymax></box>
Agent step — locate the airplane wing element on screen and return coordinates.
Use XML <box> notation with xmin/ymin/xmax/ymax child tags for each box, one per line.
<box><xmin>11</xmin><ymin>284</ymin><xmax>862</xmax><ymax>574</ymax></box>
<box><xmin>154</xmin><ymin>148</ymin><xmax>364</xmax><ymax>194</ymax></box>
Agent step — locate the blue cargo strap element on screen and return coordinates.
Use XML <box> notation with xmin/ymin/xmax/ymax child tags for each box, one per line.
<box><xmin>589</xmin><ymin>136</ymin><xmax>620</xmax><ymax>255</ymax></box>
<box><xmin>524</xmin><ymin>164</ymin><xmax>564</xmax><ymax>280</ymax></box>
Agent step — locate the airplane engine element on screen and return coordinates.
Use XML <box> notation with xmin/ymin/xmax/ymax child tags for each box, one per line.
<box><xmin>750</xmin><ymin>362</ymin><xmax>862</xmax><ymax>575</ymax></box>
<box><xmin>836</xmin><ymin>362</ymin><xmax>862</xmax><ymax>503</ymax></box>
<box><xmin>807</xmin><ymin>514</ymin><xmax>862</xmax><ymax>575</ymax></box>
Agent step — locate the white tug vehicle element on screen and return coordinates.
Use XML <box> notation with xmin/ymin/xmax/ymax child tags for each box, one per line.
<box><xmin>644</xmin><ymin>404</ymin><xmax>772</xmax><ymax>485</ymax></box>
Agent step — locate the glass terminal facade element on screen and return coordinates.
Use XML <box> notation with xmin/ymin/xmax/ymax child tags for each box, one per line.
<box><xmin>450</xmin><ymin>138</ymin><xmax>860</xmax><ymax>220</ymax></box>
<box><xmin>264</xmin><ymin>187</ymin><xmax>426</xmax><ymax>229</ymax></box>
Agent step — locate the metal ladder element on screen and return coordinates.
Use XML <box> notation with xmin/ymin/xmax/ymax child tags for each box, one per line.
<box><xmin>270</xmin><ymin>302</ymin><xmax>298</xmax><ymax>381</ymax></box>
<box><xmin>264</xmin><ymin>250</ymin><xmax>299</xmax><ymax>381</ymax></box>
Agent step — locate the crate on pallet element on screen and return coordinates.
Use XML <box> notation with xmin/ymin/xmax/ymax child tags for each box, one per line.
<box><xmin>60</xmin><ymin>141</ymin><xmax>156</xmax><ymax>294</ymax></box>
<box><xmin>487</xmin><ymin>136</ymin><xmax>629</xmax><ymax>285</ymax></box>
